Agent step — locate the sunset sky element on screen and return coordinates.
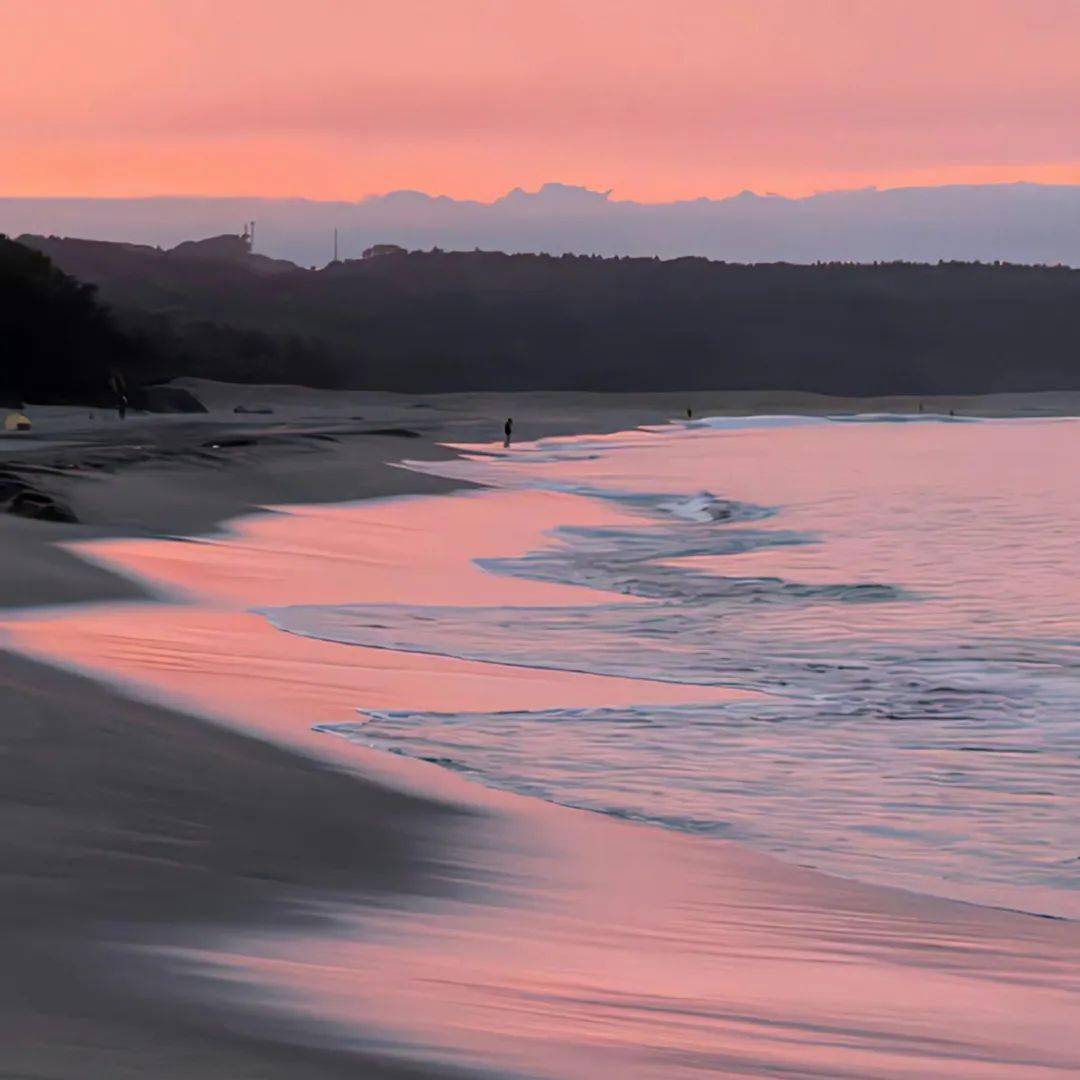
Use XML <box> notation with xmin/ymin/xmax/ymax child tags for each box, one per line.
<box><xmin>3</xmin><ymin>0</ymin><xmax>1080</xmax><ymax>202</ymax></box>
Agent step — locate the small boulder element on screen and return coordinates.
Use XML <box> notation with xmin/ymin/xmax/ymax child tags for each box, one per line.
<box><xmin>9</xmin><ymin>490</ymin><xmax>78</xmax><ymax>523</ymax></box>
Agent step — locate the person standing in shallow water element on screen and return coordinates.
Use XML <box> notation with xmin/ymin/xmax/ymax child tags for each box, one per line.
<box><xmin>504</xmin><ymin>417</ymin><xmax>513</xmax><ymax>448</ymax></box>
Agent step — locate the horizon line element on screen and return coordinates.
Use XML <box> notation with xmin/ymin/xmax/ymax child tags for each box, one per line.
<box><xmin>2</xmin><ymin>178</ymin><xmax>1078</xmax><ymax>208</ymax></box>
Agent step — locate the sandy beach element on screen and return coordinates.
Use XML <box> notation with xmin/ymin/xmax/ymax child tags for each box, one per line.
<box><xmin>2</xmin><ymin>382</ymin><xmax>1079</xmax><ymax>1078</ymax></box>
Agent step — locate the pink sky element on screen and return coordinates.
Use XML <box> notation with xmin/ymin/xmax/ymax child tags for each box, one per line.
<box><xmin>3</xmin><ymin>0</ymin><xmax>1079</xmax><ymax>201</ymax></box>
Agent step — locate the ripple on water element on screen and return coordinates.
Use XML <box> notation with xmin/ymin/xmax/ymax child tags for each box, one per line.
<box><xmin>287</xmin><ymin>417</ymin><xmax>1080</xmax><ymax>917</ymax></box>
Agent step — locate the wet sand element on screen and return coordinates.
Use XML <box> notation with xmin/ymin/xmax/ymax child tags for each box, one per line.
<box><xmin>2</xmin><ymin>382</ymin><xmax>1079</xmax><ymax>1077</ymax></box>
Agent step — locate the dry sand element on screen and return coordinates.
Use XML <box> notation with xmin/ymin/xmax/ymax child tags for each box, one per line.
<box><xmin>1</xmin><ymin>381</ymin><xmax>1078</xmax><ymax>1078</ymax></box>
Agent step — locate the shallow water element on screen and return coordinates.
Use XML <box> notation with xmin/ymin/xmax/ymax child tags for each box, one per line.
<box><xmin>273</xmin><ymin>416</ymin><xmax>1080</xmax><ymax>917</ymax></box>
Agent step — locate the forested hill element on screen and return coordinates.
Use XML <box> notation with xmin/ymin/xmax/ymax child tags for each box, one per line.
<box><xmin>0</xmin><ymin>235</ymin><xmax>155</xmax><ymax>405</ymax></box>
<box><xmin>19</xmin><ymin>234</ymin><xmax>1080</xmax><ymax>395</ymax></box>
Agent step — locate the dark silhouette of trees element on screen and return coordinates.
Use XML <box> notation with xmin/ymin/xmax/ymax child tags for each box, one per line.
<box><xmin>0</xmin><ymin>236</ymin><xmax>334</xmax><ymax>404</ymax></box>
<box><xmin>16</xmin><ymin>234</ymin><xmax>1080</xmax><ymax>395</ymax></box>
<box><xmin>0</xmin><ymin>235</ymin><xmax>149</xmax><ymax>404</ymax></box>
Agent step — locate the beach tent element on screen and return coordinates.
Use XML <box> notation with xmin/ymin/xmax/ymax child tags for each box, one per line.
<box><xmin>4</xmin><ymin>412</ymin><xmax>31</xmax><ymax>432</ymax></box>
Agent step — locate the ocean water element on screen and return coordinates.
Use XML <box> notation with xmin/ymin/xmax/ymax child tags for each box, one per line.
<box><xmin>268</xmin><ymin>415</ymin><xmax>1080</xmax><ymax>917</ymax></box>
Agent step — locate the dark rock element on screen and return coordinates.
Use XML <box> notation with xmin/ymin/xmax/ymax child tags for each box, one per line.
<box><xmin>6</xmin><ymin>488</ymin><xmax>78</xmax><ymax>523</ymax></box>
<box><xmin>203</xmin><ymin>438</ymin><xmax>257</xmax><ymax>449</ymax></box>
<box><xmin>0</xmin><ymin>474</ymin><xmax>27</xmax><ymax>501</ymax></box>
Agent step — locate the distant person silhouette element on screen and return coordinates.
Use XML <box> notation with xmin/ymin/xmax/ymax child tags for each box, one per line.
<box><xmin>686</xmin><ymin>407</ymin><xmax>693</xmax><ymax>419</ymax></box>
<box><xmin>504</xmin><ymin>417</ymin><xmax>513</xmax><ymax>448</ymax></box>
<box><xmin>109</xmin><ymin>370</ymin><xmax>128</xmax><ymax>420</ymax></box>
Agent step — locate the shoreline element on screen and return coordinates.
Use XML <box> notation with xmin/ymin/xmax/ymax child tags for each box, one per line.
<box><xmin>2</xmin><ymin>382</ymin><xmax>1079</xmax><ymax>1077</ymax></box>
<box><xmin>0</xmin><ymin>383</ymin><xmax>719</xmax><ymax>1078</ymax></box>
<box><xmin>0</xmin><ymin>389</ymin><xmax>505</xmax><ymax>1077</ymax></box>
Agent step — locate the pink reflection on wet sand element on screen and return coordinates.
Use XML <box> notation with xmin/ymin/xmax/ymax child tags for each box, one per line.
<box><xmin>71</xmin><ymin>489</ymin><xmax>642</xmax><ymax>610</ymax></box>
<box><xmin>5</xmin><ymin>605</ymin><xmax>738</xmax><ymax>779</ymax></box>
<box><xmin>3</xmin><ymin>469</ymin><xmax>1078</xmax><ymax>1077</ymax></box>
<box><xmin>180</xmin><ymin>797</ymin><xmax>1080</xmax><ymax>1079</ymax></box>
